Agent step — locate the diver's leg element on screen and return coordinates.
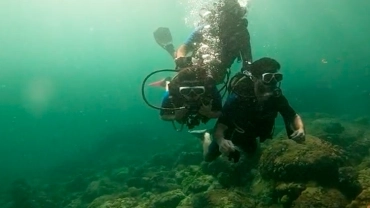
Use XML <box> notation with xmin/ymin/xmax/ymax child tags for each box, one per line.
<box><xmin>204</xmin><ymin>139</ymin><xmax>222</xmax><ymax>162</ymax></box>
<box><xmin>202</xmin><ymin>132</ymin><xmax>212</xmax><ymax>157</ymax></box>
<box><xmin>188</xmin><ymin>129</ymin><xmax>219</xmax><ymax>161</ymax></box>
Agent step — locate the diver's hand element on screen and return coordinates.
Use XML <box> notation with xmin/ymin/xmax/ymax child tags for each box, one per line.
<box><xmin>290</xmin><ymin>128</ymin><xmax>305</xmax><ymax>143</ymax></box>
<box><xmin>175</xmin><ymin>57</ymin><xmax>192</xmax><ymax>69</ymax></box>
<box><xmin>218</xmin><ymin>138</ymin><xmax>235</xmax><ymax>155</ymax></box>
<box><xmin>198</xmin><ymin>100</ymin><xmax>213</xmax><ymax>117</ymax></box>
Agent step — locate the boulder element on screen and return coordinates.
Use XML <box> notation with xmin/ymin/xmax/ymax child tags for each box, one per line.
<box><xmin>259</xmin><ymin>135</ymin><xmax>344</xmax><ymax>184</ymax></box>
<box><xmin>291</xmin><ymin>187</ymin><xmax>348</xmax><ymax>208</ymax></box>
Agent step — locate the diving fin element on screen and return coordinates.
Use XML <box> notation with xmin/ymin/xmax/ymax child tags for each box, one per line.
<box><xmin>148</xmin><ymin>76</ymin><xmax>172</xmax><ymax>88</ymax></box>
<box><xmin>153</xmin><ymin>27</ymin><xmax>175</xmax><ymax>58</ymax></box>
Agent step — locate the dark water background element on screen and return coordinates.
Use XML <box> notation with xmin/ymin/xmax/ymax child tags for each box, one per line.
<box><xmin>0</xmin><ymin>0</ymin><xmax>369</xmax><ymax>192</ymax></box>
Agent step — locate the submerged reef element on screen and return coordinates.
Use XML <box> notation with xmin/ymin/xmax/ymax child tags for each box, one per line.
<box><xmin>1</xmin><ymin>113</ymin><xmax>370</xmax><ymax>208</ymax></box>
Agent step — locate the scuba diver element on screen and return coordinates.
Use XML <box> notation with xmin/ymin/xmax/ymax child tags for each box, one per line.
<box><xmin>159</xmin><ymin>66</ymin><xmax>222</xmax><ymax>130</ymax></box>
<box><xmin>147</xmin><ymin>0</ymin><xmax>252</xmax><ymax>131</ymax></box>
<box><xmin>174</xmin><ymin>0</ymin><xmax>253</xmax><ymax>85</ymax></box>
<box><xmin>194</xmin><ymin>57</ymin><xmax>305</xmax><ymax>163</ymax></box>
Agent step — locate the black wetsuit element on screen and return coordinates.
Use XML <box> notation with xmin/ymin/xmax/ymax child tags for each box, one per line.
<box><xmin>205</xmin><ymin>90</ymin><xmax>297</xmax><ymax>162</ymax></box>
<box><xmin>183</xmin><ymin>18</ymin><xmax>252</xmax><ymax>83</ymax></box>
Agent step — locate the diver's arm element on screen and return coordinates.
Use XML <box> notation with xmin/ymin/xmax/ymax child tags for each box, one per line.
<box><xmin>288</xmin><ymin>114</ymin><xmax>305</xmax><ymax>143</ymax></box>
<box><xmin>290</xmin><ymin>114</ymin><xmax>304</xmax><ymax>131</ymax></box>
<box><xmin>214</xmin><ymin>122</ymin><xmax>235</xmax><ymax>154</ymax></box>
<box><xmin>214</xmin><ymin>93</ymin><xmax>234</xmax><ymax>143</ymax></box>
<box><xmin>214</xmin><ymin>99</ymin><xmax>236</xmax><ymax>154</ymax></box>
<box><xmin>278</xmin><ymin>96</ymin><xmax>305</xmax><ymax>142</ymax></box>
<box><xmin>214</xmin><ymin>123</ymin><xmax>228</xmax><ymax>144</ymax></box>
<box><xmin>278</xmin><ymin>96</ymin><xmax>304</xmax><ymax>132</ymax></box>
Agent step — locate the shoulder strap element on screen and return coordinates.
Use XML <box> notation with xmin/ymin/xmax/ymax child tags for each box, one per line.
<box><xmin>228</xmin><ymin>71</ymin><xmax>251</xmax><ymax>92</ymax></box>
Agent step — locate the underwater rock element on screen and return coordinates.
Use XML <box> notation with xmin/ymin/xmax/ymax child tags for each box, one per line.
<box><xmin>7</xmin><ymin>179</ymin><xmax>62</xmax><ymax>208</ymax></box>
<box><xmin>126</xmin><ymin>177</ymin><xmax>151</xmax><ymax>190</ymax></box>
<box><xmin>357</xmin><ymin>157</ymin><xmax>370</xmax><ymax>172</ymax></box>
<box><xmin>118</xmin><ymin>197</ymin><xmax>140</xmax><ymax>207</ymax></box>
<box><xmin>337</xmin><ymin>167</ymin><xmax>362</xmax><ymax>199</ymax></box>
<box><xmin>346</xmin><ymin>188</ymin><xmax>370</xmax><ymax>208</ymax></box>
<box><xmin>201</xmin><ymin>157</ymin><xmax>233</xmax><ymax>176</ymax></box>
<box><xmin>65</xmin><ymin>198</ymin><xmax>84</xmax><ymax>208</ymax></box>
<box><xmin>129</xmin><ymin>166</ymin><xmax>146</xmax><ymax>177</ymax></box>
<box><xmin>182</xmin><ymin>175</ymin><xmax>213</xmax><ymax>194</ymax></box>
<box><xmin>34</xmin><ymin>191</ymin><xmax>58</xmax><ymax>208</ymax></box>
<box><xmin>110</xmin><ymin>167</ymin><xmax>129</xmax><ymax>183</ymax></box>
<box><xmin>127</xmin><ymin>187</ymin><xmax>145</xmax><ymax>197</ymax></box>
<box><xmin>82</xmin><ymin>177</ymin><xmax>119</xmax><ymax>203</ymax></box>
<box><xmin>217</xmin><ymin>172</ymin><xmax>233</xmax><ymax>188</ymax></box>
<box><xmin>191</xmin><ymin>189</ymin><xmax>255</xmax><ymax>208</ymax></box>
<box><xmin>354</xmin><ymin>116</ymin><xmax>369</xmax><ymax>125</ymax></box>
<box><xmin>310</xmin><ymin>118</ymin><xmax>345</xmax><ymax>134</ymax></box>
<box><xmin>274</xmin><ymin>182</ymin><xmax>306</xmax><ymax>208</ymax></box>
<box><xmin>147</xmin><ymin>153</ymin><xmax>177</xmax><ymax>168</ymax></box>
<box><xmin>175</xmin><ymin>151</ymin><xmax>203</xmax><ymax>166</ymax></box>
<box><xmin>358</xmin><ymin>168</ymin><xmax>370</xmax><ymax>190</ymax></box>
<box><xmin>88</xmin><ymin>195</ymin><xmax>139</xmax><ymax>208</ymax></box>
<box><xmin>201</xmin><ymin>156</ymin><xmax>253</xmax><ymax>187</ymax></box>
<box><xmin>88</xmin><ymin>195</ymin><xmax>114</xmax><ymax>208</ymax></box>
<box><xmin>131</xmin><ymin>166</ymin><xmax>168</xmax><ymax>178</ymax></box>
<box><xmin>126</xmin><ymin>170</ymin><xmax>180</xmax><ymax>193</ymax></box>
<box><xmin>148</xmin><ymin>171</ymin><xmax>179</xmax><ymax>193</ymax></box>
<box><xmin>151</xmin><ymin>189</ymin><xmax>186</xmax><ymax>208</ymax></box>
<box><xmin>307</xmin><ymin>117</ymin><xmax>365</xmax><ymax>148</ymax></box>
<box><xmin>65</xmin><ymin>174</ymin><xmax>89</xmax><ymax>193</ymax></box>
<box><xmin>9</xmin><ymin>179</ymin><xmax>37</xmax><ymax>208</ymax></box>
<box><xmin>248</xmin><ymin>170</ymin><xmax>275</xmax><ymax>207</ymax></box>
<box><xmin>175</xmin><ymin>165</ymin><xmax>201</xmax><ymax>184</ymax></box>
<box><xmin>10</xmin><ymin>179</ymin><xmax>57</xmax><ymax>208</ymax></box>
<box><xmin>291</xmin><ymin>187</ymin><xmax>348</xmax><ymax>208</ymax></box>
<box><xmin>259</xmin><ymin>135</ymin><xmax>344</xmax><ymax>184</ymax></box>
<box><xmin>177</xmin><ymin>196</ymin><xmax>193</xmax><ymax>207</ymax></box>
<box><xmin>346</xmin><ymin>138</ymin><xmax>370</xmax><ymax>164</ymax></box>
<box><xmin>151</xmin><ymin>178</ymin><xmax>181</xmax><ymax>193</ymax></box>
<box><xmin>201</xmin><ymin>158</ymin><xmax>236</xmax><ymax>187</ymax></box>
<box><xmin>347</xmin><ymin>169</ymin><xmax>370</xmax><ymax>207</ymax></box>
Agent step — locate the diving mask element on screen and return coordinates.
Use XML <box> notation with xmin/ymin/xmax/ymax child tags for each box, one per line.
<box><xmin>179</xmin><ymin>86</ymin><xmax>205</xmax><ymax>96</ymax></box>
<box><xmin>261</xmin><ymin>73</ymin><xmax>283</xmax><ymax>84</ymax></box>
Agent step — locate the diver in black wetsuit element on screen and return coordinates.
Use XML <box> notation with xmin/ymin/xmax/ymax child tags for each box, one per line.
<box><xmin>174</xmin><ymin>0</ymin><xmax>252</xmax><ymax>85</ymax></box>
<box><xmin>200</xmin><ymin>57</ymin><xmax>305</xmax><ymax>162</ymax></box>
<box><xmin>159</xmin><ymin>66</ymin><xmax>223</xmax><ymax>130</ymax></box>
